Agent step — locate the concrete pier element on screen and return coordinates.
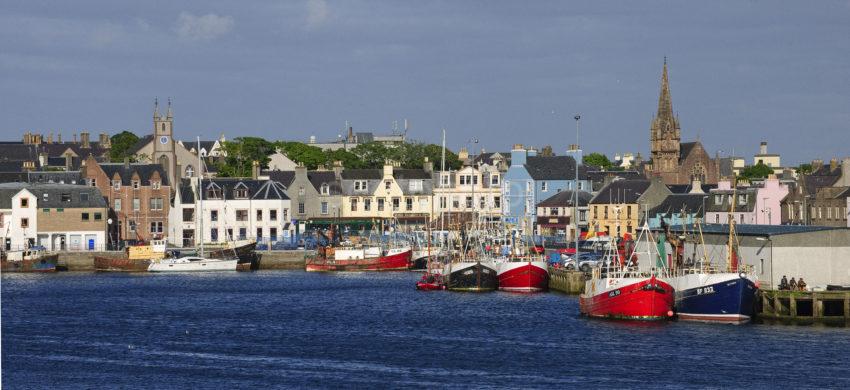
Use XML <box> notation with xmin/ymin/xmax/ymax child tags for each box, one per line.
<box><xmin>759</xmin><ymin>289</ymin><xmax>850</xmax><ymax>323</ymax></box>
<box><xmin>547</xmin><ymin>267</ymin><xmax>586</xmax><ymax>294</ymax></box>
<box><xmin>50</xmin><ymin>250</ymin><xmax>309</xmax><ymax>271</ymax></box>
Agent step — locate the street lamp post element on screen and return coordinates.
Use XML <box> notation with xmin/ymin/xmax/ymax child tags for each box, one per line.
<box><xmin>573</xmin><ymin>114</ymin><xmax>581</xmax><ymax>266</ymax></box>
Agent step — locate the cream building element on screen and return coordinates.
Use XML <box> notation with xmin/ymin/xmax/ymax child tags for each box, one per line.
<box><xmin>433</xmin><ymin>164</ymin><xmax>502</xmax><ymax>222</ymax></box>
<box><xmin>339</xmin><ymin>164</ymin><xmax>434</xmax><ymax>227</ymax></box>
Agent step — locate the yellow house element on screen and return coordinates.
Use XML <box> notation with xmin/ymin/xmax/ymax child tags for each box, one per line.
<box><xmin>588</xmin><ymin>178</ymin><xmax>671</xmax><ymax>238</ymax></box>
<box><xmin>339</xmin><ymin>164</ymin><xmax>434</xmax><ymax>227</ymax></box>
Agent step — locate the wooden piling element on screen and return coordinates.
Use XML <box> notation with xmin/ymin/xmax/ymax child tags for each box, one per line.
<box><xmin>757</xmin><ymin>290</ymin><xmax>850</xmax><ymax>323</ymax></box>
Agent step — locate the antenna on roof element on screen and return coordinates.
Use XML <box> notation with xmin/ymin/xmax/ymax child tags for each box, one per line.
<box><xmin>403</xmin><ymin>118</ymin><xmax>409</xmax><ymax>137</ymax></box>
<box><xmin>392</xmin><ymin>120</ymin><xmax>399</xmax><ymax>135</ymax></box>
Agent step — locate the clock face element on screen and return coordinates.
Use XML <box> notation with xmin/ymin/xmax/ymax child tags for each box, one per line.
<box><xmin>159</xmin><ymin>136</ymin><xmax>169</xmax><ymax>145</ymax></box>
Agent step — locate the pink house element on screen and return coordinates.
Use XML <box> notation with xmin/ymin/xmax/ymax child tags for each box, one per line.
<box><xmin>706</xmin><ymin>176</ymin><xmax>788</xmax><ymax>225</ymax></box>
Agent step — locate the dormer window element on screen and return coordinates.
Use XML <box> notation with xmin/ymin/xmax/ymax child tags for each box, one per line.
<box><xmin>738</xmin><ymin>194</ymin><xmax>748</xmax><ymax>206</ymax></box>
<box><xmin>234</xmin><ymin>188</ymin><xmax>248</xmax><ymax>199</ymax></box>
<box><xmin>132</xmin><ymin>180</ymin><xmax>140</xmax><ymax>189</ymax></box>
<box><xmin>409</xmin><ymin>180</ymin><xmax>423</xmax><ymax>191</ymax></box>
<box><xmin>151</xmin><ymin>181</ymin><xmax>161</xmax><ymax>190</ymax></box>
<box><xmin>185</xmin><ymin>165</ymin><xmax>194</xmax><ymax>178</ymax></box>
<box><xmin>112</xmin><ymin>180</ymin><xmax>121</xmax><ymax>190</ymax></box>
<box><xmin>354</xmin><ymin>180</ymin><xmax>367</xmax><ymax>192</ymax></box>
<box><xmin>207</xmin><ymin>187</ymin><xmax>222</xmax><ymax>199</ymax></box>
<box><xmin>320</xmin><ymin>183</ymin><xmax>330</xmax><ymax>195</ymax></box>
<box><xmin>440</xmin><ymin>174</ymin><xmax>450</xmax><ymax>186</ymax></box>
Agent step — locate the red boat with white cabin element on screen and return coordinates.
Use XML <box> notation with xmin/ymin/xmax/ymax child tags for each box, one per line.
<box><xmin>306</xmin><ymin>245</ymin><xmax>412</xmax><ymax>272</ymax></box>
<box><xmin>497</xmin><ymin>259</ymin><xmax>549</xmax><ymax>292</ymax></box>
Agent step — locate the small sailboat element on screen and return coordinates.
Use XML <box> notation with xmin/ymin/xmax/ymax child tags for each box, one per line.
<box><xmin>148</xmin><ymin>137</ymin><xmax>237</xmax><ymax>272</ymax></box>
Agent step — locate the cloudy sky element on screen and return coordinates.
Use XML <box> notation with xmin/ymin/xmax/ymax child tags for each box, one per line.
<box><xmin>2</xmin><ymin>1</ymin><xmax>848</xmax><ymax>165</ymax></box>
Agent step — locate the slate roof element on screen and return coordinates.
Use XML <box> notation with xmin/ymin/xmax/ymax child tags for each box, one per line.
<box><xmin>0</xmin><ymin>183</ymin><xmax>107</xmax><ymax>209</ymax></box>
<box><xmin>341</xmin><ymin>169</ymin><xmax>382</xmax><ymax>180</ymax></box>
<box><xmin>46</xmin><ymin>156</ymin><xmax>82</xmax><ymax>170</ymax></box>
<box><xmin>649</xmin><ymin>194</ymin><xmax>707</xmax><ymax>217</ymax></box>
<box><xmin>586</xmin><ymin>170</ymin><xmax>645</xmax><ymax>183</ymax></box>
<box><xmin>590</xmin><ymin>179</ymin><xmax>651</xmax><ymax>204</ymax></box>
<box><xmin>98</xmin><ymin>163</ymin><xmax>170</xmax><ymax>186</ymax></box>
<box><xmin>198</xmin><ymin>140</ymin><xmax>216</xmax><ymax>152</ymax></box>
<box><xmin>661</xmin><ymin>224</ymin><xmax>845</xmax><ymax>237</ymax></box>
<box><xmin>803</xmin><ymin>167</ymin><xmax>841</xmax><ymax>196</ymax></box>
<box><xmin>178</xmin><ymin>179</ymin><xmax>195</xmax><ymax>204</ymax></box>
<box><xmin>308</xmin><ymin>171</ymin><xmax>342</xmax><ymax>195</ymax></box>
<box><xmin>537</xmin><ymin>190</ymin><xmax>592</xmax><ymax>207</ymax></box>
<box><xmin>678</xmin><ymin>141</ymin><xmax>705</xmax><ymax>163</ymax></box>
<box><xmin>197</xmin><ymin>179</ymin><xmax>289</xmax><ymax>201</ymax></box>
<box><xmin>0</xmin><ymin>172</ymin><xmax>27</xmax><ymax>183</ymax></box>
<box><xmin>265</xmin><ymin>170</ymin><xmax>296</xmax><ymax>187</ymax></box>
<box><xmin>37</xmin><ymin>142</ymin><xmax>109</xmax><ymax>158</ymax></box>
<box><xmin>525</xmin><ymin>156</ymin><xmax>587</xmax><ymax>180</ymax></box>
<box><xmin>473</xmin><ymin>152</ymin><xmax>511</xmax><ymax>166</ymax></box>
<box><xmin>393</xmin><ymin>169</ymin><xmax>431</xmax><ymax>180</ymax></box>
<box><xmin>128</xmin><ymin>135</ymin><xmax>154</xmax><ymax>155</ymax></box>
<box><xmin>667</xmin><ymin>183</ymin><xmax>715</xmax><ymax>194</ymax></box>
<box><xmin>0</xmin><ymin>144</ymin><xmax>38</xmax><ymax>162</ymax></box>
<box><xmin>0</xmin><ymin>161</ymin><xmax>25</xmax><ymax>172</ymax></box>
<box><xmin>28</xmin><ymin>171</ymin><xmax>82</xmax><ymax>185</ymax></box>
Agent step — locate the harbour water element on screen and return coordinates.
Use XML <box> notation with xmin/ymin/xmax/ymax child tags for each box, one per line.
<box><xmin>3</xmin><ymin>271</ymin><xmax>850</xmax><ymax>388</ymax></box>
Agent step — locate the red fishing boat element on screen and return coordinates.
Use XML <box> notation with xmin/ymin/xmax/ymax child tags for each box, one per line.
<box><xmin>306</xmin><ymin>246</ymin><xmax>412</xmax><ymax>272</ymax></box>
<box><xmin>416</xmin><ymin>272</ymin><xmax>446</xmax><ymax>290</ymax></box>
<box><xmin>579</xmin><ymin>233</ymin><xmax>674</xmax><ymax>320</ymax></box>
<box><xmin>497</xmin><ymin>259</ymin><xmax>549</xmax><ymax>292</ymax></box>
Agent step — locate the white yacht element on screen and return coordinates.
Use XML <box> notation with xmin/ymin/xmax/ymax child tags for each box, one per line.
<box><xmin>148</xmin><ymin>256</ymin><xmax>237</xmax><ymax>272</ymax></box>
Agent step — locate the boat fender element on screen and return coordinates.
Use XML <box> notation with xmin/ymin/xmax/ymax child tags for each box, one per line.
<box><xmin>667</xmin><ymin>310</ymin><xmax>674</xmax><ymax>317</ymax></box>
<box><xmin>739</xmin><ymin>272</ymin><xmax>747</xmax><ymax>279</ymax></box>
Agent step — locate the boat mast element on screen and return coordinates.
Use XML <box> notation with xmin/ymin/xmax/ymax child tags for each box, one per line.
<box><xmin>726</xmin><ymin>177</ymin><xmax>737</xmax><ymax>272</ymax></box>
<box><xmin>574</xmin><ymin>114</ymin><xmax>581</xmax><ymax>269</ymax></box>
<box><xmin>197</xmin><ymin>136</ymin><xmax>204</xmax><ymax>257</ymax></box>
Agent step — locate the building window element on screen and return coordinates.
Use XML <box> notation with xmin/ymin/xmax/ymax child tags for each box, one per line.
<box><xmin>132</xmin><ymin>180</ymin><xmax>140</xmax><ymax>189</ymax></box>
<box><xmin>321</xmin><ymin>202</ymin><xmax>329</xmax><ymax>215</ymax></box>
<box><xmin>256</xmin><ymin>228</ymin><xmax>263</xmax><ymax>240</ymax></box>
<box><xmin>392</xmin><ymin>197</ymin><xmax>400</xmax><ymax>211</ymax></box>
<box><xmin>21</xmin><ymin>218</ymin><xmax>29</xmax><ymax>228</ymax></box>
<box><xmin>150</xmin><ymin>222</ymin><xmax>163</xmax><ymax>234</ymax></box>
<box><xmin>350</xmin><ymin>198</ymin><xmax>358</xmax><ymax>212</ymax></box>
<box><xmin>234</xmin><ymin>188</ymin><xmax>248</xmax><ymax>199</ymax></box>
<box><xmin>183</xmin><ymin>208</ymin><xmax>195</xmax><ymax>222</ymax></box>
<box><xmin>738</xmin><ymin>194</ymin><xmax>747</xmax><ymax>206</ymax></box>
<box><xmin>551</xmin><ymin>207</ymin><xmax>559</xmax><ymax>216</ymax></box>
<box><xmin>151</xmin><ymin>181</ymin><xmax>161</xmax><ymax>190</ymax></box>
<box><xmin>236</xmin><ymin>209</ymin><xmax>248</xmax><ymax>221</ymax></box>
<box><xmin>320</xmin><ymin>184</ymin><xmax>330</xmax><ymax>195</ymax></box>
<box><xmin>377</xmin><ymin>198</ymin><xmax>385</xmax><ymax>211</ymax></box>
<box><xmin>579</xmin><ymin>210</ymin><xmax>587</xmax><ymax>222</ymax></box>
<box><xmin>466</xmin><ymin>196</ymin><xmax>473</xmax><ymax>208</ymax></box>
<box><xmin>129</xmin><ymin>220</ymin><xmax>136</xmax><ymax>232</ymax></box>
<box><xmin>114</xmin><ymin>199</ymin><xmax>121</xmax><ymax>211</ymax></box>
<box><xmin>133</xmin><ymin>198</ymin><xmax>140</xmax><ymax>211</ymax></box>
<box><xmin>185</xmin><ymin>165</ymin><xmax>194</xmax><ymax>178</ymax></box>
<box><xmin>298</xmin><ymin>202</ymin><xmax>305</xmax><ymax>214</ymax></box>
<box><xmin>94</xmin><ymin>213</ymin><xmax>102</xmax><ymax>221</ymax></box>
<box><xmin>238</xmin><ymin>228</ymin><xmax>247</xmax><ymax>240</ymax></box>
<box><xmin>491</xmin><ymin>175</ymin><xmax>499</xmax><ymax>186</ymax></box>
<box><xmin>89</xmin><ymin>178</ymin><xmax>97</xmax><ymax>187</ymax></box>
<box><xmin>112</xmin><ymin>180</ymin><xmax>121</xmax><ymax>190</ymax></box>
<box><xmin>82</xmin><ymin>213</ymin><xmax>90</xmax><ymax>221</ymax></box>
<box><xmin>439</xmin><ymin>197</ymin><xmax>447</xmax><ymax>208</ymax></box>
<box><xmin>452</xmin><ymin>196</ymin><xmax>459</xmax><ymax>209</ymax></box>
<box><xmin>149</xmin><ymin>198</ymin><xmax>163</xmax><ymax>211</ymax></box>
<box><xmin>409</xmin><ymin>180</ymin><xmax>423</xmax><ymax>191</ymax></box>
<box><xmin>269</xmin><ymin>228</ymin><xmax>277</xmax><ymax>242</ymax></box>
<box><xmin>715</xmin><ymin>214</ymin><xmax>720</xmax><ymax>223</ymax></box>
<box><xmin>20</xmin><ymin>198</ymin><xmax>28</xmax><ymax>208</ymax></box>
<box><xmin>270</xmin><ymin>209</ymin><xmax>277</xmax><ymax>221</ymax></box>
<box><xmin>406</xmin><ymin>197</ymin><xmax>413</xmax><ymax>211</ymax></box>
<box><xmin>256</xmin><ymin>209</ymin><xmax>263</xmax><ymax>221</ymax></box>
<box><xmin>385</xmin><ymin>180</ymin><xmax>392</xmax><ymax>190</ymax></box>
<box><xmin>494</xmin><ymin>196</ymin><xmax>501</xmax><ymax>208</ymax></box>
<box><xmin>283</xmin><ymin>209</ymin><xmax>288</xmax><ymax>220</ymax></box>
<box><xmin>715</xmin><ymin>195</ymin><xmax>722</xmax><ymax>205</ymax></box>
<box><xmin>354</xmin><ymin>180</ymin><xmax>368</xmax><ymax>191</ymax></box>
<box><xmin>364</xmin><ymin>198</ymin><xmax>372</xmax><ymax>211</ymax></box>
<box><xmin>61</xmin><ymin>193</ymin><xmax>71</xmax><ymax>202</ymax></box>
<box><xmin>604</xmin><ymin>206</ymin><xmax>608</xmax><ymax>219</ymax></box>
<box><xmin>441</xmin><ymin>174</ymin><xmax>450</xmax><ymax>186</ymax></box>
<box><xmin>207</xmin><ymin>187</ymin><xmax>222</xmax><ymax>199</ymax></box>
<box><xmin>211</xmin><ymin>210</ymin><xmax>218</xmax><ymax>222</ymax></box>
<box><xmin>211</xmin><ymin>228</ymin><xmax>218</xmax><ymax>242</ymax></box>
<box><xmin>541</xmin><ymin>182</ymin><xmax>548</xmax><ymax>192</ymax></box>
<box><xmin>627</xmin><ymin>205</ymin><xmax>632</xmax><ymax>216</ymax></box>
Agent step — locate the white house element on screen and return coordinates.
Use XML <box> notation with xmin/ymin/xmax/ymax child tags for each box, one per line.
<box><xmin>169</xmin><ymin>178</ymin><xmax>293</xmax><ymax>247</ymax></box>
<box><xmin>267</xmin><ymin>150</ymin><xmax>297</xmax><ymax>171</ymax></box>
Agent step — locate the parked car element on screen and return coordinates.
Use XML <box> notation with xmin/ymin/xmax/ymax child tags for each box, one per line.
<box><xmin>563</xmin><ymin>252</ymin><xmax>604</xmax><ymax>272</ymax></box>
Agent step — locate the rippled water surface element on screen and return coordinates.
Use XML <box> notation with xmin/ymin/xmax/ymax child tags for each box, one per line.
<box><xmin>3</xmin><ymin>271</ymin><xmax>849</xmax><ymax>388</ymax></box>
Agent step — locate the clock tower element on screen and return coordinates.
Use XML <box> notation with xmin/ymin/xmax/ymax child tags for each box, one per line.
<box><xmin>152</xmin><ymin>98</ymin><xmax>177</xmax><ymax>185</ymax></box>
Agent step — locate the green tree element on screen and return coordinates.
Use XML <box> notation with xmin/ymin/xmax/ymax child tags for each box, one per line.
<box><xmin>422</xmin><ymin>143</ymin><xmax>461</xmax><ymax>170</ymax></box>
<box><xmin>109</xmin><ymin>130</ymin><xmax>140</xmax><ymax>162</ymax></box>
<box><xmin>583</xmin><ymin>152</ymin><xmax>613</xmax><ymax>169</ymax></box>
<box><xmin>739</xmin><ymin>161</ymin><xmax>774</xmax><ymax>180</ymax></box>
<box><xmin>275</xmin><ymin>141</ymin><xmax>328</xmax><ymax>170</ymax></box>
<box><xmin>216</xmin><ymin>137</ymin><xmax>276</xmax><ymax>177</ymax></box>
<box><xmin>797</xmin><ymin>163</ymin><xmax>813</xmax><ymax>175</ymax></box>
<box><xmin>324</xmin><ymin>148</ymin><xmax>365</xmax><ymax>169</ymax></box>
<box><xmin>351</xmin><ymin>142</ymin><xmax>392</xmax><ymax>168</ymax></box>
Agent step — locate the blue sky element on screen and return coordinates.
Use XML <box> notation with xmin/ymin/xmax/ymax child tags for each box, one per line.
<box><xmin>1</xmin><ymin>1</ymin><xmax>848</xmax><ymax>165</ymax></box>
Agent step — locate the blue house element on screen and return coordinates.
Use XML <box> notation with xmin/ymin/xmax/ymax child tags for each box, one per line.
<box><xmin>503</xmin><ymin>144</ymin><xmax>592</xmax><ymax>233</ymax></box>
<box><xmin>647</xmin><ymin>193</ymin><xmax>707</xmax><ymax>228</ymax></box>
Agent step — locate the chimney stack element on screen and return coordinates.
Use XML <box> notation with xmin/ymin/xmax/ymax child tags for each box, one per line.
<box><xmin>65</xmin><ymin>153</ymin><xmax>72</xmax><ymax>171</ymax></box>
<box><xmin>251</xmin><ymin>160</ymin><xmax>260</xmax><ymax>180</ymax></box>
<box><xmin>124</xmin><ymin>157</ymin><xmax>130</xmax><ymax>170</ymax></box>
<box><xmin>100</xmin><ymin>133</ymin><xmax>111</xmax><ymax>148</ymax></box>
<box><xmin>830</xmin><ymin>158</ymin><xmax>839</xmax><ymax>172</ymax></box>
<box><xmin>57</xmin><ymin>133</ymin><xmax>62</xmax><ymax>143</ymax></box>
<box><xmin>458</xmin><ymin>147</ymin><xmax>469</xmax><ymax>162</ymax></box>
<box><xmin>47</xmin><ymin>133</ymin><xmax>53</xmax><ymax>144</ymax></box>
<box><xmin>759</xmin><ymin>141</ymin><xmax>768</xmax><ymax>155</ymax></box>
<box><xmin>80</xmin><ymin>132</ymin><xmax>90</xmax><ymax>148</ymax></box>
<box><xmin>812</xmin><ymin>159</ymin><xmax>824</xmax><ymax>172</ymax></box>
<box><xmin>423</xmin><ymin>156</ymin><xmax>433</xmax><ymax>173</ymax></box>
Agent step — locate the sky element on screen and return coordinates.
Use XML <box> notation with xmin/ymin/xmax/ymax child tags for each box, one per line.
<box><xmin>1</xmin><ymin>0</ymin><xmax>848</xmax><ymax>166</ymax></box>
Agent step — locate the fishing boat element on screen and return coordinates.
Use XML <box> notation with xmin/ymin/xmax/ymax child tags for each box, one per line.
<box><xmin>663</xmin><ymin>183</ymin><xmax>758</xmax><ymax>323</ymax></box>
<box><xmin>445</xmin><ymin>259</ymin><xmax>499</xmax><ymax>292</ymax></box>
<box><xmin>306</xmin><ymin>245</ymin><xmax>412</xmax><ymax>272</ymax></box>
<box><xmin>498</xmin><ymin>259</ymin><xmax>548</xmax><ymax>292</ymax></box>
<box><xmin>94</xmin><ymin>239</ymin><xmax>167</xmax><ymax>272</ymax></box>
<box><xmin>416</xmin><ymin>270</ymin><xmax>446</xmax><ymax>290</ymax></box>
<box><xmin>579</xmin><ymin>232</ymin><xmax>674</xmax><ymax>320</ymax></box>
<box><xmin>1</xmin><ymin>247</ymin><xmax>59</xmax><ymax>273</ymax></box>
<box><xmin>205</xmin><ymin>239</ymin><xmax>257</xmax><ymax>271</ymax></box>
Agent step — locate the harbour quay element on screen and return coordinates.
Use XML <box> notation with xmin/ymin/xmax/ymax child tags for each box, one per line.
<box><xmin>49</xmin><ymin>250</ymin><xmax>307</xmax><ymax>271</ymax></box>
<box><xmin>759</xmin><ymin>289</ymin><xmax>850</xmax><ymax>323</ymax></box>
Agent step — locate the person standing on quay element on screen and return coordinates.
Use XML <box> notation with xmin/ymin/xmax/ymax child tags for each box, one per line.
<box><xmin>789</xmin><ymin>277</ymin><xmax>797</xmax><ymax>291</ymax></box>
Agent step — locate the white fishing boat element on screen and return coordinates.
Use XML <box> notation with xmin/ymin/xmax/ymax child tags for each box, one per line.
<box><xmin>148</xmin><ymin>256</ymin><xmax>237</xmax><ymax>272</ymax></box>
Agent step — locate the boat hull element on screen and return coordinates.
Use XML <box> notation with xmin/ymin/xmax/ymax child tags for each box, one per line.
<box><xmin>94</xmin><ymin>257</ymin><xmax>152</xmax><ymax>272</ymax></box>
<box><xmin>671</xmin><ymin>273</ymin><xmax>757</xmax><ymax>323</ymax></box>
<box><xmin>498</xmin><ymin>260</ymin><xmax>549</xmax><ymax>292</ymax></box>
<box><xmin>580</xmin><ymin>276</ymin><xmax>674</xmax><ymax>320</ymax></box>
<box><xmin>446</xmin><ymin>261</ymin><xmax>498</xmax><ymax>292</ymax></box>
<box><xmin>1</xmin><ymin>254</ymin><xmax>59</xmax><ymax>273</ymax></box>
<box><xmin>207</xmin><ymin>241</ymin><xmax>258</xmax><ymax>271</ymax></box>
<box><xmin>305</xmin><ymin>249</ymin><xmax>412</xmax><ymax>272</ymax></box>
<box><xmin>148</xmin><ymin>259</ymin><xmax>238</xmax><ymax>272</ymax></box>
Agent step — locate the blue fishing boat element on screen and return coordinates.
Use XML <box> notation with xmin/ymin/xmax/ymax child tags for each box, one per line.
<box><xmin>671</xmin><ymin>272</ymin><xmax>757</xmax><ymax>323</ymax></box>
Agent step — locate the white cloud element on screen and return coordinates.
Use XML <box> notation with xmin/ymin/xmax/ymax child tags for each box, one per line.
<box><xmin>175</xmin><ymin>12</ymin><xmax>234</xmax><ymax>41</ymax></box>
<box><xmin>305</xmin><ymin>0</ymin><xmax>330</xmax><ymax>29</ymax></box>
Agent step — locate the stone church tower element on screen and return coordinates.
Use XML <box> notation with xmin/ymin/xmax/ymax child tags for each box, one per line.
<box><xmin>151</xmin><ymin>98</ymin><xmax>177</xmax><ymax>185</ymax></box>
<box><xmin>649</xmin><ymin>59</ymin><xmax>681</xmax><ymax>173</ymax></box>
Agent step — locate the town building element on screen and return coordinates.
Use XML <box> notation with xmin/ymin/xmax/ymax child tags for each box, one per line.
<box><xmin>810</xmin><ymin>186</ymin><xmax>850</xmax><ymax>227</ymax></box>
<box><xmin>306</xmin><ymin>124</ymin><xmax>407</xmax><ymax>151</ymax></box>
<box><xmin>781</xmin><ymin>158</ymin><xmax>848</xmax><ymax>225</ymax></box>
<box><xmin>647</xmin><ymin>193</ymin><xmax>707</xmax><ymax>228</ymax></box>
<box><xmin>80</xmin><ymin>155</ymin><xmax>171</xmax><ymax>246</ymax></box>
<box><xmin>0</xmin><ymin>183</ymin><xmax>108</xmax><ymax>251</ymax></box>
<box><xmin>169</xmin><ymin>178</ymin><xmax>293</xmax><ymax>247</ymax></box>
<box><xmin>503</xmin><ymin>144</ymin><xmax>590</xmax><ymax>232</ymax></box>
<box><xmin>588</xmin><ymin>177</ymin><xmax>672</xmax><ymax>237</ymax></box>
<box><xmin>644</xmin><ymin>60</ymin><xmax>721</xmax><ymax>185</ymax></box>
<box><xmin>433</xmin><ymin>163</ymin><xmax>503</xmax><ymax>224</ymax></box>
<box><xmin>264</xmin><ymin>165</ymin><xmax>343</xmax><ymax>231</ymax></box>
<box><xmin>753</xmin><ymin>141</ymin><xmax>782</xmax><ymax>174</ymax></box>
<box><xmin>705</xmin><ymin>176</ymin><xmax>789</xmax><ymax>225</ymax></box>
<box><xmin>339</xmin><ymin>164</ymin><xmax>433</xmax><ymax>227</ymax></box>
<box><xmin>535</xmin><ymin>190</ymin><xmax>592</xmax><ymax>239</ymax></box>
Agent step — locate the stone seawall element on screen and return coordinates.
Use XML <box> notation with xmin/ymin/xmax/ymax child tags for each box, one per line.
<box><xmin>58</xmin><ymin>251</ymin><xmax>124</xmax><ymax>271</ymax></box>
<box><xmin>548</xmin><ymin>267</ymin><xmax>586</xmax><ymax>294</ymax></box>
<box><xmin>52</xmin><ymin>250</ymin><xmax>310</xmax><ymax>271</ymax></box>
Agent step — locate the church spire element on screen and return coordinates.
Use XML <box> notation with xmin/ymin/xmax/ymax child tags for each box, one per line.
<box><xmin>153</xmin><ymin>97</ymin><xmax>161</xmax><ymax>119</ymax></box>
<box><xmin>656</xmin><ymin>58</ymin><xmax>674</xmax><ymax>121</ymax></box>
<box><xmin>166</xmin><ymin>97</ymin><xmax>173</xmax><ymax>119</ymax></box>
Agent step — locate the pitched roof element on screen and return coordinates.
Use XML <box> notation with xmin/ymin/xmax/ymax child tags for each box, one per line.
<box><xmin>0</xmin><ymin>183</ymin><xmax>107</xmax><ymax>209</ymax></box>
<box><xmin>0</xmin><ymin>161</ymin><xmax>25</xmax><ymax>172</ymax></box>
<box><xmin>667</xmin><ymin>183</ymin><xmax>715</xmax><ymax>194</ymax></box>
<box><xmin>28</xmin><ymin>171</ymin><xmax>82</xmax><ymax>185</ymax></box>
<box><xmin>525</xmin><ymin>156</ymin><xmax>585</xmax><ymax>180</ymax></box>
<box><xmin>650</xmin><ymin>194</ymin><xmax>707</xmax><ymax>217</ymax></box>
<box><xmin>0</xmin><ymin>143</ymin><xmax>39</xmax><ymax>162</ymax></box>
<box><xmin>198</xmin><ymin>179</ymin><xmax>289</xmax><ymax>200</ymax></box>
<box><xmin>586</xmin><ymin>170</ymin><xmax>645</xmax><ymax>183</ymax></box>
<box><xmin>679</xmin><ymin>141</ymin><xmax>699</xmax><ymax>162</ymax></box>
<box><xmin>308</xmin><ymin>171</ymin><xmax>342</xmax><ymax>195</ymax></box>
<box><xmin>661</xmin><ymin>224</ymin><xmax>845</xmax><ymax>237</ymax></box>
<box><xmin>98</xmin><ymin>163</ymin><xmax>170</xmax><ymax>186</ymax></box>
<box><xmin>393</xmin><ymin>169</ymin><xmax>431</xmax><ymax>180</ymax></box>
<box><xmin>0</xmin><ymin>172</ymin><xmax>27</xmax><ymax>183</ymax></box>
<box><xmin>265</xmin><ymin>170</ymin><xmax>296</xmax><ymax>187</ymax></box>
<box><xmin>128</xmin><ymin>135</ymin><xmax>154</xmax><ymax>155</ymax></box>
<box><xmin>537</xmin><ymin>190</ymin><xmax>592</xmax><ymax>207</ymax></box>
<box><xmin>590</xmin><ymin>179</ymin><xmax>651</xmax><ymax>204</ymax></box>
<box><xmin>341</xmin><ymin>169</ymin><xmax>382</xmax><ymax>180</ymax></box>
<box><xmin>198</xmin><ymin>140</ymin><xmax>216</xmax><ymax>152</ymax></box>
